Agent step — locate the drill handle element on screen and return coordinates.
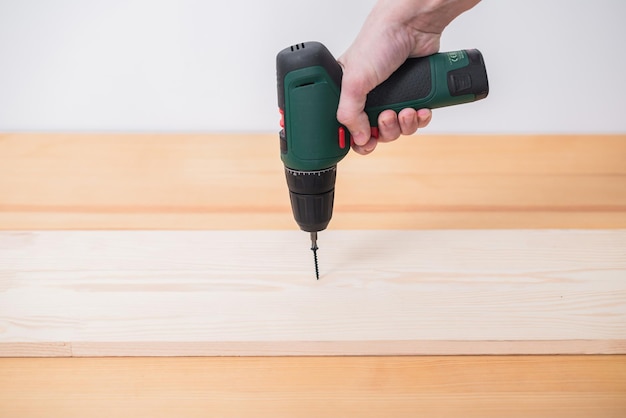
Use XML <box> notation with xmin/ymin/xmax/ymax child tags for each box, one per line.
<box><xmin>364</xmin><ymin>49</ymin><xmax>489</xmax><ymax>126</ymax></box>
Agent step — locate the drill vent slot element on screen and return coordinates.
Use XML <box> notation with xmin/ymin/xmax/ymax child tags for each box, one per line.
<box><xmin>290</xmin><ymin>43</ymin><xmax>306</xmax><ymax>52</ymax></box>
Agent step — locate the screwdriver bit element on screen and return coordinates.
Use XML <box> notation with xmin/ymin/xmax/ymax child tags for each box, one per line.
<box><xmin>310</xmin><ymin>231</ymin><xmax>319</xmax><ymax>280</ymax></box>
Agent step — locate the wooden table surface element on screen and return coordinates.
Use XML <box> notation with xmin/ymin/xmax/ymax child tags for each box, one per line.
<box><xmin>1</xmin><ymin>133</ymin><xmax>625</xmax><ymax>417</ymax></box>
<box><xmin>1</xmin><ymin>133</ymin><xmax>625</xmax><ymax>230</ymax></box>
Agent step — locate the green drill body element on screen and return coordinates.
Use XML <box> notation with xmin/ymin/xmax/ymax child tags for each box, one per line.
<box><xmin>276</xmin><ymin>42</ymin><xmax>488</xmax><ymax>278</ymax></box>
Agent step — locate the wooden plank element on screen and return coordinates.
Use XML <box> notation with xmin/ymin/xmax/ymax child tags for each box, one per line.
<box><xmin>1</xmin><ymin>356</ymin><xmax>625</xmax><ymax>418</ymax></box>
<box><xmin>2</xmin><ymin>230</ymin><xmax>625</xmax><ymax>356</ymax></box>
<box><xmin>1</xmin><ymin>133</ymin><xmax>625</xmax><ymax>230</ymax></box>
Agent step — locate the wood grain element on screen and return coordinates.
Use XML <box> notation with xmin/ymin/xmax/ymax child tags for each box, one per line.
<box><xmin>1</xmin><ymin>356</ymin><xmax>625</xmax><ymax>418</ymax></box>
<box><xmin>1</xmin><ymin>133</ymin><xmax>625</xmax><ymax>229</ymax></box>
<box><xmin>2</xmin><ymin>229</ymin><xmax>625</xmax><ymax>356</ymax></box>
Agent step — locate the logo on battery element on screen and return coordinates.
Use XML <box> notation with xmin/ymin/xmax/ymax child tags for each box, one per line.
<box><xmin>447</xmin><ymin>51</ymin><xmax>465</xmax><ymax>64</ymax></box>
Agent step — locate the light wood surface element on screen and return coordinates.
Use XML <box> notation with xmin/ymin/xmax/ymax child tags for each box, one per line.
<box><xmin>2</xmin><ymin>133</ymin><xmax>625</xmax><ymax>416</ymax></box>
<box><xmin>1</xmin><ymin>230</ymin><xmax>625</xmax><ymax>356</ymax></box>
<box><xmin>1</xmin><ymin>356</ymin><xmax>625</xmax><ymax>418</ymax></box>
<box><xmin>1</xmin><ymin>133</ymin><xmax>625</xmax><ymax>229</ymax></box>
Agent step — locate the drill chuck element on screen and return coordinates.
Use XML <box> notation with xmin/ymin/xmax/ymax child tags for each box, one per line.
<box><xmin>285</xmin><ymin>166</ymin><xmax>336</xmax><ymax>232</ymax></box>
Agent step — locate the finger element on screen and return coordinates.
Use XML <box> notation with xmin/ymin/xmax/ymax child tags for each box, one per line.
<box><xmin>336</xmin><ymin>66</ymin><xmax>373</xmax><ymax>147</ymax></box>
<box><xmin>351</xmin><ymin>135</ymin><xmax>378</xmax><ymax>155</ymax></box>
<box><xmin>416</xmin><ymin>108</ymin><xmax>433</xmax><ymax>128</ymax></box>
<box><xmin>337</xmin><ymin>106</ymin><xmax>371</xmax><ymax>147</ymax></box>
<box><xmin>397</xmin><ymin>108</ymin><xmax>419</xmax><ymax>135</ymax></box>
<box><xmin>377</xmin><ymin>109</ymin><xmax>402</xmax><ymax>143</ymax></box>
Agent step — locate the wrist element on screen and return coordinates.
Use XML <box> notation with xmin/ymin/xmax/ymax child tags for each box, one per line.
<box><xmin>379</xmin><ymin>0</ymin><xmax>479</xmax><ymax>34</ymax></box>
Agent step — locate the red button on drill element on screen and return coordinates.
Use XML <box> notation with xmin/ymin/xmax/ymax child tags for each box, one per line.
<box><xmin>279</xmin><ymin>108</ymin><xmax>285</xmax><ymax>128</ymax></box>
<box><xmin>338</xmin><ymin>127</ymin><xmax>346</xmax><ymax>149</ymax></box>
<box><xmin>371</xmin><ymin>126</ymin><xmax>379</xmax><ymax>139</ymax></box>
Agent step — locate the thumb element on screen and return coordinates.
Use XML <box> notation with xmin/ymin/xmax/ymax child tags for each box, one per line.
<box><xmin>336</xmin><ymin>63</ymin><xmax>375</xmax><ymax>147</ymax></box>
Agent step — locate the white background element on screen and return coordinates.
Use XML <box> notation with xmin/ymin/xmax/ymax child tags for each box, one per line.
<box><xmin>0</xmin><ymin>0</ymin><xmax>625</xmax><ymax>133</ymax></box>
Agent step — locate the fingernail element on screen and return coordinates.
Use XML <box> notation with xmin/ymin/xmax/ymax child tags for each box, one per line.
<box><xmin>417</xmin><ymin>108</ymin><xmax>432</xmax><ymax>119</ymax></box>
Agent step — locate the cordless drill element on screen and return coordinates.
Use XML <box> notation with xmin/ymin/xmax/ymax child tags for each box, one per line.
<box><xmin>276</xmin><ymin>41</ymin><xmax>488</xmax><ymax>278</ymax></box>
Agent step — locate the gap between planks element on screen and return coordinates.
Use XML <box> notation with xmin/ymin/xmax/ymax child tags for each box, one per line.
<box><xmin>2</xmin><ymin>340</ymin><xmax>625</xmax><ymax>358</ymax></box>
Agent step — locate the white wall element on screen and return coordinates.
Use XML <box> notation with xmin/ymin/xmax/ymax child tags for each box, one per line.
<box><xmin>0</xmin><ymin>0</ymin><xmax>624</xmax><ymax>133</ymax></box>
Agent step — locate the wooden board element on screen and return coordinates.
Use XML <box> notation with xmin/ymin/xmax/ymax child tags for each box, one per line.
<box><xmin>1</xmin><ymin>133</ymin><xmax>625</xmax><ymax>230</ymax></box>
<box><xmin>2</xmin><ymin>229</ymin><xmax>625</xmax><ymax>356</ymax></box>
<box><xmin>2</xmin><ymin>356</ymin><xmax>625</xmax><ymax>418</ymax></box>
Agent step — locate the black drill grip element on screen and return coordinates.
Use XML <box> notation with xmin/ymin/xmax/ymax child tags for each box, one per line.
<box><xmin>365</xmin><ymin>57</ymin><xmax>433</xmax><ymax>108</ymax></box>
<box><xmin>364</xmin><ymin>49</ymin><xmax>488</xmax><ymax>123</ymax></box>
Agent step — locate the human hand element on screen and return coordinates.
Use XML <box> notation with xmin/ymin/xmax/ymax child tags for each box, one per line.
<box><xmin>337</xmin><ymin>0</ymin><xmax>480</xmax><ymax>155</ymax></box>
